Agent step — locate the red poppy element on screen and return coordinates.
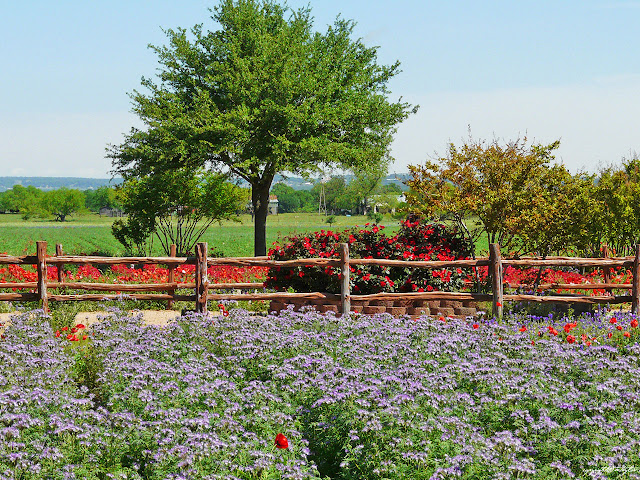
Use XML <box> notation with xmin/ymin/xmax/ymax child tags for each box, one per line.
<box><xmin>624</xmin><ymin>331</ymin><xmax>631</xmax><ymax>338</ymax></box>
<box><xmin>275</xmin><ymin>433</ymin><xmax>288</xmax><ymax>449</ymax></box>
<box><xmin>564</xmin><ymin>323</ymin><xmax>577</xmax><ymax>333</ymax></box>
<box><xmin>617</xmin><ymin>325</ymin><xmax>623</xmax><ymax>331</ymax></box>
<box><xmin>55</xmin><ymin>330</ymin><xmax>61</xmax><ymax>337</ymax></box>
<box><xmin>82</xmin><ymin>335</ymin><xmax>87</xmax><ymax>340</ymax></box>
<box><xmin>566</xmin><ymin>335</ymin><xmax>576</xmax><ymax>344</ymax></box>
<box><xmin>223</xmin><ymin>311</ymin><xmax>229</xmax><ymax>317</ymax></box>
<box><xmin>496</xmin><ymin>302</ymin><xmax>502</xmax><ymax>307</ymax></box>
<box><xmin>519</xmin><ymin>326</ymin><xmax>527</xmax><ymax>332</ymax></box>
<box><xmin>472</xmin><ymin>324</ymin><xmax>479</xmax><ymax>329</ymax></box>
<box><xmin>609</xmin><ymin>317</ymin><xmax>617</xmax><ymax>324</ymax></box>
<box><xmin>62</xmin><ymin>326</ymin><xmax>68</xmax><ymax>331</ymax></box>
<box><xmin>607</xmin><ymin>332</ymin><xmax>613</xmax><ymax>338</ymax></box>
<box><xmin>76</xmin><ymin>324</ymin><xmax>85</xmax><ymax>329</ymax></box>
<box><xmin>631</xmin><ymin>319</ymin><xmax>638</xmax><ymax>329</ymax></box>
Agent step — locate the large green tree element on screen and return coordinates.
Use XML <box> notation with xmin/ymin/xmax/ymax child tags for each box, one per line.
<box><xmin>108</xmin><ymin>0</ymin><xmax>415</xmax><ymax>255</ymax></box>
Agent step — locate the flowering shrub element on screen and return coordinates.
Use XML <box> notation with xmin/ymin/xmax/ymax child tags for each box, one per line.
<box><xmin>1</xmin><ymin>308</ymin><xmax>639</xmax><ymax>478</ymax></box>
<box><xmin>394</xmin><ymin>219</ymin><xmax>473</xmax><ymax>292</ymax></box>
<box><xmin>265</xmin><ymin>219</ymin><xmax>473</xmax><ymax>294</ymax></box>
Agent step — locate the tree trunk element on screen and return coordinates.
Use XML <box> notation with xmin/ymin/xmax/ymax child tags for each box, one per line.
<box><xmin>252</xmin><ymin>183</ymin><xmax>271</xmax><ymax>256</ymax></box>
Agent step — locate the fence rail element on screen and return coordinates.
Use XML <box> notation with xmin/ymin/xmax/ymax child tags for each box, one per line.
<box><xmin>1</xmin><ymin>241</ymin><xmax>639</xmax><ymax>317</ymax></box>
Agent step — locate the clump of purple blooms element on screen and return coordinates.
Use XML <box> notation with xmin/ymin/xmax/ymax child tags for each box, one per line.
<box><xmin>1</xmin><ymin>307</ymin><xmax>639</xmax><ymax>479</ymax></box>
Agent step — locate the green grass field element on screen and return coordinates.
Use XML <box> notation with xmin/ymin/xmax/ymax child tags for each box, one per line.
<box><xmin>0</xmin><ymin>212</ymin><xmax>403</xmax><ymax>257</ymax></box>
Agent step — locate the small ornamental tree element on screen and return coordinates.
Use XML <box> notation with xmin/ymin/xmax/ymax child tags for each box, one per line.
<box><xmin>113</xmin><ymin>168</ymin><xmax>244</xmax><ymax>256</ymax></box>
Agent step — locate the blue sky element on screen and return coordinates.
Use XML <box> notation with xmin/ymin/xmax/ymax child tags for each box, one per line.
<box><xmin>2</xmin><ymin>0</ymin><xmax>639</xmax><ymax>178</ymax></box>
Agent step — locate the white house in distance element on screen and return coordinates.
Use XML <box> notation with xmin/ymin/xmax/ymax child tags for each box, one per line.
<box><xmin>246</xmin><ymin>195</ymin><xmax>279</xmax><ymax>216</ymax></box>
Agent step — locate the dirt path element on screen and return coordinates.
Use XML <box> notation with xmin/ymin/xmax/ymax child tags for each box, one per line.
<box><xmin>0</xmin><ymin>310</ymin><xmax>220</xmax><ymax>334</ymax></box>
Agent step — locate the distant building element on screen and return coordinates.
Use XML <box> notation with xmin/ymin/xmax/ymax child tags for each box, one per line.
<box><xmin>246</xmin><ymin>195</ymin><xmax>279</xmax><ymax>216</ymax></box>
<box><xmin>268</xmin><ymin>195</ymin><xmax>279</xmax><ymax>215</ymax></box>
<box><xmin>99</xmin><ymin>207</ymin><xmax>125</xmax><ymax>217</ymax></box>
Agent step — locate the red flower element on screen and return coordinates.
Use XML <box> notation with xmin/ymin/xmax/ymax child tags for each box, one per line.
<box><xmin>76</xmin><ymin>324</ymin><xmax>85</xmax><ymax>330</ymax></box>
<box><xmin>55</xmin><ymin>330</ymin><xmax>61</xmax><ymax>337</ymax></box>
<box><xmin>609</xmin><ymin>317</ymin><xmax>617</xmax><ymax>324</ymax></box>
<box><xmin>275</xmin><ymin>433</ymin><xmax>288</xmax><ymax>449</ymax></box>
<box><xmin>472</xmin><ymin>324</ymin><xmax>479</xmax><ymax>329</ymax></box>
<box><xmin>607</xmin><ymin>332</ymin><xmax>613</xmax><ymax>338</ymax></box>
<box><xmin>566</xmin><ymin>335</ymin><xmax>576</xmax><ymax>344</ymax></box>
<box><xmin>624</xmin><ymin>331</ymin><xmax>631</xmax><ymax>338</ymax></box>
<box><xmin>617</xmin><ymin>325</ymin><xmax>623</xmax><ymax>331</ymax></box>
<box><xmin>564</xmin><ymin>323</ymin><xmax>577</xmax><ymax>333</ymax></box>
<box><xmin>519</xmin><ymin>326</ymin><xmax>527</xmax><ymax>332</ymax></box>
<box><xmin>496</xmin><ymin>302</ymin><xmax>502</xmax><ymax>307</ymax></box>
<box><xmin>62</xmin><ymin>326</ymin><xmax>68</xmax><ymax>331</ymax></box>
<box><xmin>631</xmin><ymin>319</ymin><xmax>638</xmax><ymax>328</ymax></box>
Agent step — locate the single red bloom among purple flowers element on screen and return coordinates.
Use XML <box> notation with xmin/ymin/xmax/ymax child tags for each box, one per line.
<box><xmin>275</xmin><ymin>433</ymin><xmax>288</xmax><ymax>449</ymax></box>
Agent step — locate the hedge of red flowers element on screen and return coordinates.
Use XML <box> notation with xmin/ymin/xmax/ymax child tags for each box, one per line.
<box><xmin>264</xmin><ymin>219</ymin><xmax>474</xmax><ymax>294</ymax></box>
<box><xmin>0</xmin><ymin>263</ymin><xmax>267</xmax><ymax>286</ymax></box>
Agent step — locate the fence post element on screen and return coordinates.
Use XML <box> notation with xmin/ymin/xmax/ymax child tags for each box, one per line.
<box><xmin>489</xmin><ymin>243</ymin><xmax>503</xmax><ymax>319</ymax></box>
<box><xmin>55</xmin><ymin>244</ymin><xmax>64</xmax><ymax>284</ymax></box>
<box><xmin>36</xmin><ymin>241</ymin><xmax>48</xmax><ymax>312</ymax></box>
<box><xmin>167</xmin><ymin>244</ymin><xmax>177</xmax><ymax>310</ymax></box>
<box><xmin>602</xmin><ymin>244</ymin><xmax>612</xmax><ymax>296</ymax></box>
<box><xmin>195</xmin><ymin>242</ymin><xmax>208</xmax><ymax>313</ymax></box>
<box><xmin>340</xmin><ymin>243</ymin><xmax>350</xmax><ymax>315</ymax></box>
<box><xmin>632</xmin><ymin>244</ymin><xmax>640</xmax><ymax>314</ymax></box>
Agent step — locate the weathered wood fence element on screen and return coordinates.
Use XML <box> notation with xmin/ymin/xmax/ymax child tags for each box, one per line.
<box><xmin>1</xmin><ymin>241</ymin><xmax>639</xmax><ymax>317</ymax></box>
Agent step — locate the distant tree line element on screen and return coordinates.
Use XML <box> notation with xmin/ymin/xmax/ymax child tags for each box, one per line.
<box><xmin>271</xmin><ymin>176</ymin><xmax>404</xmax><ymax>215</ymax></box>
<box><xmin>0</xmin><ymin>185</ymin><xmax>120</xmax><ymax>221</ymax></box>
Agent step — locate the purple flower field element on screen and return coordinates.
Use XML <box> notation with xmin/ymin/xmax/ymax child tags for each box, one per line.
<box><xmin>1</xmin><ymin>307</ymin><xmax>640</xmax><ymax>479</ymax></box>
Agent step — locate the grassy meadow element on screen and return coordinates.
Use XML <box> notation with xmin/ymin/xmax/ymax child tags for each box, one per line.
<box><xmin>0</xmin><ymin>212</ymin><xmax>404</xmax><ymax>257</ymax></box>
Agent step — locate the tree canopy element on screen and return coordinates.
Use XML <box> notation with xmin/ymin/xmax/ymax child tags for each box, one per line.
<box><xmin>405</xmin><ymin>137</ymin><xmax>594</xmax><ymax>256</ymax></box>
<box><xmin>108</xmin><ymin>0</ymin><xmax>415</xmax><ymax>255</ymax></box>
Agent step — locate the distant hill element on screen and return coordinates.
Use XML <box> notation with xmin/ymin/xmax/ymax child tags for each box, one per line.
<box><xmin>0</xmin><ymin>177</ymin><xmax>122</xmax><ymax>192</ymax></box>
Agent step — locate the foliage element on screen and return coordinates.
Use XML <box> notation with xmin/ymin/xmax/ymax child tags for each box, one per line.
<box><xmin>108</xmin><ymin>0</ymin><xmax>416</xmax><ymax>256</ymax></box>
<box><xmin>265</xmin><ymin>218</ymin><xmax>472</xmax><ymax>294</ymax></box>
<box><xmin>586</xmin><ymin>156</ymin><xmax>640</xmax><ymax>256</ymax></box>
<box><xmin>405</xmin><ymin>136</ymin><xmax>592</xmax><ymax>256</ymax></box>
<box><xmin>112</xmin><ymin>169</ymin><xmax>245</xmax><ymax>256</ymax></box>
<box><xmin>41</xmin><ymin>187</ymin><xmax>86</xmax><ymax>222</ymax></box>
<box><xmin>84</xmin><ymin>186</ymin><xmax>120</xmax><ymax>212</ymax></box>
<box><xmin>2</xmin><ymin>309</ymin><xmax>640</xmax><ymax>478</ymax></box>
<box><xmin>270</xmin><ymin>182</ymin><xmax>302</xmax><ymax>214</ymax></box>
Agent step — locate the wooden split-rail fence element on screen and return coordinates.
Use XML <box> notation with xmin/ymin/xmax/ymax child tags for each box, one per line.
<box><xmin>1</xmin><ymin>241</ymin><xmax>639</xmax><ymax>317</ymax></box>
